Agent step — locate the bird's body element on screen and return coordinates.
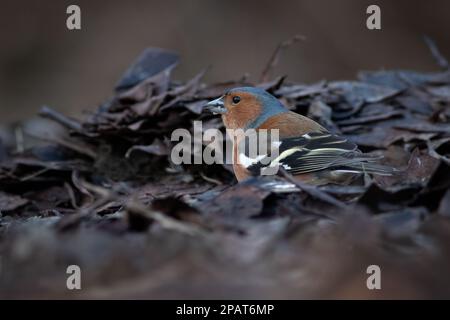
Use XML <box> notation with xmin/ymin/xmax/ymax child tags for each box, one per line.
<box><xmin>205</xmin><ymin>87</ymin><xmax>396</xmax><ymax>184</ymax></box>
<box><xmin>230</xmin><ymin>111</ymin><xmax>327</xmax><ymax>182</ymax></box>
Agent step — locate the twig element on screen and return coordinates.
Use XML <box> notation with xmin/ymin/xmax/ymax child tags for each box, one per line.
<box><xmin>62</xmin><ymin>178</ymin><xmax>207</xmax><ymax>236</ymax></box>
<box><xmin>71</xmin><ymin>170</ymin><xmax>95</xmax><ymax>201</ymax></box>
<box><xmin>39</xmin><ymin>106</ymin><xmax>85</xmax><ymax>133</ymax></box>
<box><xmin>64</xmin><ymin>182</ymin><xmax>80</xmax><ymax>209</ymax></box>
<box><xmin>126</xmin><ymin>200</ymin><xmax>207</xmax><ymax>237</ymax></box>
<box><xmin>278</xmin><ymin>167</ymin><xmax>347</xmax><ymax>209</ymax></box>
<box><xmin>56</xmin><ymin>178</ymin><xmax>123</xmax><ymax>230</ymax></box>
<box><xmin>19</xmin><ymin>168</ymin><xmax>50</xmax><ymax>181</ymax></box>
<box><xmin>423</xmin><ymin>35</ymin><xmax>449</xmax><ymax>70</ymax></box>
<box><xmin>199</xmin><ymin>172</ymin><xmax>223</xmax><ymax>185</ymax></box>
<box><xmin>57</xmin><ymin>195</ymin><xmax>115</xmax><ymax>231</ymax></box>
<box><xmin>260</xmin><ymin>35</ymin><xmax>306</xmax><ymax>82</ymax></box>
<box><xmin>25</xmin><ymin>130</ymin><xmax>97</xmax><ymax>159</ymax></box>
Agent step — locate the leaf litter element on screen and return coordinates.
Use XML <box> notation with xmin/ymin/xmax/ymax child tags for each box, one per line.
<box><xmin>1</xmin><ymin>38</ymin><xmax>450</xmax><ymax>298</ymax></box>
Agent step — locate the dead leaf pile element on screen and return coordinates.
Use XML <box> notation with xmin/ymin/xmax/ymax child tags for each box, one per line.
<box><xmin>1</xmin><ymin>42</ymin><xmax>450</xmax><ymax>299</ymax></box>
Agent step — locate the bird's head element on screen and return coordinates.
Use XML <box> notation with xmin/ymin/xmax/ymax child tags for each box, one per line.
<box><xmin>204</xmin><ymin>87</ymin><xmax>288</xmax><ymax>130</ymax></box>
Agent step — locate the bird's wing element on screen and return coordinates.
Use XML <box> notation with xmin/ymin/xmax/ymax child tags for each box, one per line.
<box><xmin>242</xmin><ymin>131</ymin><xmax>392</xmax><ymax>175</ymax></box>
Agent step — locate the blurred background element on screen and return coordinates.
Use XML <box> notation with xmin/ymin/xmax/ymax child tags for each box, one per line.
<box><xmin>0</xmin><ymin>0</ymin><xmax>449</xmax><ymax>123</ymax></box>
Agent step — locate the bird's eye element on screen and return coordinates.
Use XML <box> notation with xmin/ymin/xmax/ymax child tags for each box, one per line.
<box><xmin>232</xmin><ymin>96</ymin><xmax>241</xmax><ymax>104</ymax></box>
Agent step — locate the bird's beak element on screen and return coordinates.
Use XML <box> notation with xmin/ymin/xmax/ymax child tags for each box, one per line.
<box><xmin>204</xmin><ymin>96</ymin><xmax>227</xmax><ymax>114</ymax></box>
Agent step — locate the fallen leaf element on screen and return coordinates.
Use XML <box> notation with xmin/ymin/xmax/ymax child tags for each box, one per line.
<box><xmin>0</xmin><ymin>191</ymin><xmax>29</xmax><ymax>212</ymax></box>
<box><xmin>115</xmin><ymin>47</ymin><xmax>179</xmax><ymax>92</ymax></box>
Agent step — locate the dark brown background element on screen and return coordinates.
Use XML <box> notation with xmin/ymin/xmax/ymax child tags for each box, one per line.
<box><xmin>1</xmin><ymin>0</ymin><xmax>449</xmax><ymax>122</ymax></box>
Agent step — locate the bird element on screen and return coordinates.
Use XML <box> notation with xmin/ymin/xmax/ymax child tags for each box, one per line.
<box><xmin>204</xmin><ymin>87</ymin><xmax>397</xmax><ymax>185</ymax></box>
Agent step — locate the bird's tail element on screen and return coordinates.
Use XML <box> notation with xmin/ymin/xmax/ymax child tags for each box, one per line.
<box><xmin>341</xmin><ymin>162</ymin><xmax>399</xmax><ymax>176</ymax></box>
<box><xmin>332</xmin><ymin>152</ymin><xmax>399</xmax><ymax>176</ymax></box>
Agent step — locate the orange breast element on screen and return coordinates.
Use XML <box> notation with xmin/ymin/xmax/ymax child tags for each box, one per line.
<box><xmin>231</xmin><ymin>133</ymin><xmax>251</xmax><ymax>181</ymax></box>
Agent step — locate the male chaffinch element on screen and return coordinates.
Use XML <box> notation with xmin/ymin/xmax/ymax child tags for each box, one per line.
<box><xmin>204</xmin><ymin>87</ymin><xmax>396</xmax><ymax>185</ymax></box>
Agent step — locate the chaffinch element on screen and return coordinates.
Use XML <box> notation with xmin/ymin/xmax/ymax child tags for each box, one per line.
<box><xmin>204</xmin><ymin>87</ymin><xmax>396</xmax><ymax>185</ymax></box>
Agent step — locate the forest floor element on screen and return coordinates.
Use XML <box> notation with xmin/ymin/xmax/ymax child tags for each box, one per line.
<box><xmin>1</xmin><ymin>41</ymin><xmax>450</xmax><ymax>298</ymax></box>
